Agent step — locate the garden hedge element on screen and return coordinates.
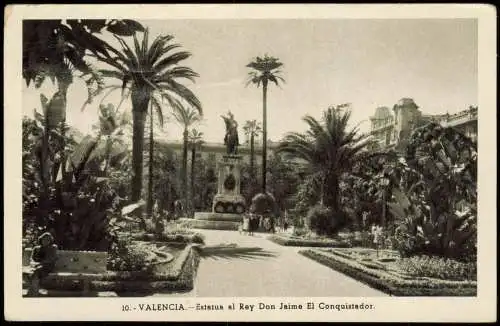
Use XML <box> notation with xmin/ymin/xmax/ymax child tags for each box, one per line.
<box><xmin>299</xmin><ymin>249</ymin><xmax>476</xmax><ymax>296</ymax></box>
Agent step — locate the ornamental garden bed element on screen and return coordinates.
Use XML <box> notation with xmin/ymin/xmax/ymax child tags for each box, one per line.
<box><xmin>129</xmin><ymin>231</ymin><xmax>205</xmax><ymax>244</ymax></box>
<box><xmin>299</xmin><ymin>248</ymin><xmax>476</xmax><ymax>296</ymax></box>
<box><xmin>23</xmin><ymin>242</ymin><xmax>201</xmax><ymax>296</ymax></box>
<box><xmin>268</xmin><ymin>234</ymin><xmax>352</xmax><ymax>248</ymax></box>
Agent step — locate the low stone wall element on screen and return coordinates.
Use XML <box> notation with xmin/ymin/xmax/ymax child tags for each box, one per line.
<box><xmin>23</xmin><ymin>249</ymin><xmax>108</xmax><ymax>273</ymax></box>
<box><xmin>181</xmin><ymin>218</ymin><xmax>240</xmax><ymax>231</ymax></box>
<box><xmin>193</xmin><ymin>212</ymin><xmax>243</xmax><ymax>222</ymax></box>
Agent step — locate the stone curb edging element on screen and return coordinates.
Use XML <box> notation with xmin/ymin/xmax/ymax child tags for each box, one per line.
<box><xmin>299</xmin><ymin>249</ymin><xmax>477</xmax><ymax>296</ymax></box>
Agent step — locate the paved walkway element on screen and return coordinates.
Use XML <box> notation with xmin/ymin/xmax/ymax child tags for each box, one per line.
<box><xmin>153</xmin><ymin>229</ymin><xmax>387</xmax><ymax>297</ymax></box>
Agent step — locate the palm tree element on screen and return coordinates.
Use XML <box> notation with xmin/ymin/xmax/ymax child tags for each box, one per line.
<box><xmin>172</xmin><ymin>106</ymin><xmax>202</xmax><ymax>213</ymax></box>
<box><xmin>188</xmin><ymin>129</ymin><xmax>204</xmax><ymax>210</ymax></box>
<box><xmin>95</xmin><ymin>29</ymin><xmax>202</xmax><ymax>203</ymax></box>
<box><xmin>246</xmin><ymin>55</ymin><xmax>284</xmax><ymax>193</ymax></box>
<box><xmin>243</xmin><ymin>120</ymin><xmax>262</xmax><ymax>178</ymax></box>
<box><xmin>277</xmin><ymin>105</ymin><xmax>372</xmax><ymax>215</ymax></box>
<box><xmin>23</xmin><ymin>20</ymin><xmax>144</xmax><ymax>181</ymax></box>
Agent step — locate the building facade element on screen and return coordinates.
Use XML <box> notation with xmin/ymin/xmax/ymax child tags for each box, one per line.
<box><xmin>162</xmin><ymin>139</ymin><xmax>281</xmax><ymax>167</ymax></box>
<box><xmin>369</xmin><ymin>98</ymin><xmax>478</xmax><ymax>150</ymax></box>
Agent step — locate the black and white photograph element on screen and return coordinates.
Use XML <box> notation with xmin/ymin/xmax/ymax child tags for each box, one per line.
<box><xmin>4</xmin><ymin>4</ymin><xmax>496</xmax><ymax>322</ymax></box>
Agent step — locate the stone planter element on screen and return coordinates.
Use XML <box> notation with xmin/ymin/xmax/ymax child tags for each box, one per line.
<box><xmin>23</xmin><ymin>248</ymin><xmax>108</xmax><ymax>273</ymax></box>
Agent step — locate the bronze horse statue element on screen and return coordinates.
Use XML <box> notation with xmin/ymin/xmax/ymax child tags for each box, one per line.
<box><xmin>221</xmin><ymin>111</ymin><xmax>239</xmax><ymax>155</ymax></box>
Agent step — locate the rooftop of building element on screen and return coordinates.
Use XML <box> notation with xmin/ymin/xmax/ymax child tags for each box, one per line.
<box><xmin>395</xmin><ymin>97</ymin><xmax>419</xmax><ymax>109</ymax></box>
<box><xmin>370</xmin><ymin>106</ymin><xmax>393</xmax><ymax>121</ymax></box>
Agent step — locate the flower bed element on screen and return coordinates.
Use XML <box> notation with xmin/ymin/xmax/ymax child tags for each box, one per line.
<box><xmin>94</xmin><ymin>244</ymin><xmax>201</xmax><ymax>294</ymax></box>
<box><xmin>24</xmin><ymin>243</ymin><xmax>201</xmax><ymax>296</ymax></box>
<box><xmin>299</xmin><ymin>248</ymin><xmax>476</xmax><ymax>296</ymax></box>
<box><xmin>131</xmin><ymin>232</ymin><xmax>205</xmax><ymax>245</ymax></box>
<box><xmin>268</xmin><ymin>234</ymin><xmax>352</xmax><ymax>248</ymax></box>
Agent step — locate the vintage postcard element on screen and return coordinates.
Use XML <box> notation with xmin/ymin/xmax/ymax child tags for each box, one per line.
<box><xmin>4</xmin><ymin>3</ymin><xmax>497</xmax><ymax>322</ymax></box>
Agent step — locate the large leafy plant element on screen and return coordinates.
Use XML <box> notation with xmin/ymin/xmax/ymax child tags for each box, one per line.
<box><xmin>23</xmin><ymin>97</ymin><xmax>128</xmax><ymax>251</ymax></box>
<box><xmin>388</xmin><ymin>123</ymin><xmax>477</xmax><ymax>260</ymax></box>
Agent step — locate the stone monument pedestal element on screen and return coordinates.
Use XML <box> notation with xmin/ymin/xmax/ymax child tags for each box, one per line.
<box><xmin>189</xmin><ymin>155</ymin><xmax>246</xmax><ymax>231</ymax></box>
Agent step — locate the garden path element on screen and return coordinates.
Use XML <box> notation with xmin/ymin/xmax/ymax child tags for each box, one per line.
<box><xmin>152</xmin><ymin>229</ymin><xmax>388</xmax><ymax>297</ymax></box>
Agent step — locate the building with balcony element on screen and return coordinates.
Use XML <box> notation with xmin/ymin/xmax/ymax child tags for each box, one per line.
<box><xmin>369</xmin><ymin>98</ymin><xmax>478</xmax><ymax>150</ymax></box>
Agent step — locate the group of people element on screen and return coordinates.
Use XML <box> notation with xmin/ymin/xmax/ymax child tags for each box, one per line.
<box><xmin>239</xmin><ymin>214</ymin><xmax>291</xmax><ymax>235</ymax></box>
<box><xmin>239</xmin><ymin>214</ymin><xmax>267</xmax><ymax>235</ymax></box>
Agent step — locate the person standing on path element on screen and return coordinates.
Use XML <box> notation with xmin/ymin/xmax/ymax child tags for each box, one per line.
<box><xmin>243</xmin><ymin>215</ymin><xmax>250</xmax><ymax>235</ymax></box>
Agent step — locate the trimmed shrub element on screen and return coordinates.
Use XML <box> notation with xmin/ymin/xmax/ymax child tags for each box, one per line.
<box><xmin>293</xmin><ymin>227</ymin><xmax>309</xmax><ymax>237</ymax></box>
<box><xmin>107</xmin><ymin>237</ymin><xmax>155</xmax><ymax>273</ymax></box>
<box><xmin>330</xmin><ymin>210</ymin><xmax>351</xmax><ymax>234</ymax></box>
<box><xmin>306</xmin><ymin>204</ymin><xmax>333</xmax><ymax>235</ymax></box>
<box><xmin>250</xmin><ymin>192</ymin><xmax>278</xmax><ymax>216</ymax></box>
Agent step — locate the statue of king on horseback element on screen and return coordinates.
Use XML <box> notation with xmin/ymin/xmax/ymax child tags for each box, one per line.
<box><xmin>221</xmin><ymin>111</ymin><xmax>239</xmax><ymax>155</ymax></box>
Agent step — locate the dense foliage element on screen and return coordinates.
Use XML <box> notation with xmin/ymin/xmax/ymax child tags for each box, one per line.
<box><xmin>278</xmin><ymin>105</ymin><xmax>373</xmax><ymax>234</ymax></box>
<box><xmin>22</xmin><ymin>102</ymin><xmax>130</xmax><ymax>251</ymax></box>
<box><xmin>389</xmin><ymin>123</ymin><xmax>477</xmax><ymax>261</ymax></box>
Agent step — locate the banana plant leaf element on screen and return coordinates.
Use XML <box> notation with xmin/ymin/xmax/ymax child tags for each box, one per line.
<box><xmin>121</xmin><ymin>200</ymin><xmax>146</xmax><ymax>216</ymax></box>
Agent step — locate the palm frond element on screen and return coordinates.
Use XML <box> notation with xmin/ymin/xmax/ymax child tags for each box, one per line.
<box><xmin>171</xmin><ymin>105</ymin><xmax>201</xmax><ymax>128</ymax></box>
<box><xmin>157</xmin><ymin>66</ymin><xmax>200</xmax><ymax>83</ymax></box>
<box><xmin>147</xmin><ymin>35</ymin><xmax>176</xmax><ymax>64</ymax></box>
<box><xmin>159</xmin><ymin>80</ymin><xmax>203</xmax><ymax>115</ymax></box>
<box><xmin>151</xmin><ymin>95</ymin><xmax>165</xmax><ymax>128</ymax></box>
<box><xmin>153</xmin><ymin>51</ymin><xmax>192</xmax><ymax>73</ymax></box>
<box><xmin>198</xmin><ymin>244</ymin><xmax>278</xmax><ymax>261</ymax></box>
<box><xmin>114</xmin><ymin>35</ymin><xmax>140</xmax><ymax>72</ymax></box>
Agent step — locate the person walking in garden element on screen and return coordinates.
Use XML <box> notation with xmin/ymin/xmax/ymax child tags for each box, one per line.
<box><xmin>283</xmin><ymin>216</ymin><xmax>289</xmax><ymax>233</ymax></box>
<box><xmin>249</xmin><ymin>214</ymin><xmax>257</xmax><ymax>236</ymax></box>
<box><xmin>243</xmin><ymin>214</ymin><xmax>250</xmax><ymax>235</ymax></box>
<box><xmin>27</xmin><ymin>232</ymin><xmax>58</xmax><ymax>296</ymax></box>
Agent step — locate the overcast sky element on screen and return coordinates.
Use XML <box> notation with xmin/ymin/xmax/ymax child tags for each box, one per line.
<box><xmin>22</xmin><ymin>18</ymin><xmax>478</xmax><ymax>143</ymax></box>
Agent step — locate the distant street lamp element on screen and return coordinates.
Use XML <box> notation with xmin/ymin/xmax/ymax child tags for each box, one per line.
<box><xmin>371</xmin><ymin>224</ymin><xmax>383</xmax><ymax>258</ymax></box>
<box><xmin>380</xmin><ymin>177</ymin><xmax>390</xmax><ymax>227</ymax></box>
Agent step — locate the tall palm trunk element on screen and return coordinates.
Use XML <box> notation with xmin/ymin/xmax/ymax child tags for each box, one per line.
<box><xmin>262</xmin><ymin>81</ymin><xmax>268</xmax><ymax>193</ymax></box>
<box><xmin>147</xmin><ymin>103</ymin><xmax>154</xmax><ymax>216</ymax></box>
<box><xmin>103</xmin><ymin>137</ymin><xmax>112</xmax><ymax>174</ymax></box>
<box><xmin>182</xmin><ymin>128</ymin><xmax>189</xmax><ymax>213</ymax></box>
<box><xmin>131</xmin><ymin>89</ymin><xmax>150</xmax><ymax>203</ymax></box>
<box><xmin>54</xmin><ymin>70</ymin><xmax>70</xmax><ymax>183</ymax></box>
<box><xmin>324</xmin><ymin>173</ymin><xmax>340</xmax><ymax>213</ymax></box>
<box><xmin>190</xmin><ymin>145</ymin><xmax>196</xmax><ymax>210</ymax></box>
<box><xmin>250</xmin><ymin>133</ymin><xmax>255</xmax><ymax>178</ymax></box>
<box><xmin>38</xmin><ymin>114</ymin><xmax>51</xmax><ymax>226</ymax></box>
